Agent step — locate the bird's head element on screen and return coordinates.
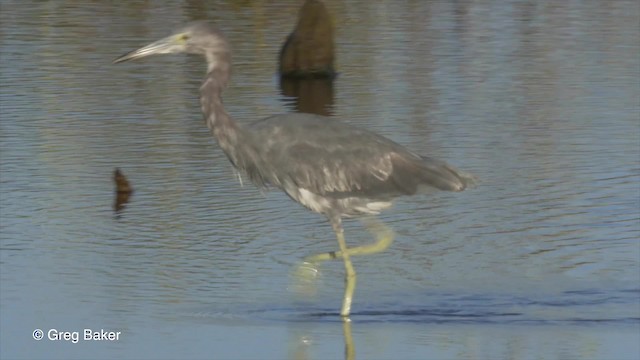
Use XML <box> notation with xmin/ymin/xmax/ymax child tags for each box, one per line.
<box><xmin>113</xmin><ymin>21</ymin><xmax>230</xmax><ymax>64</ymax></box>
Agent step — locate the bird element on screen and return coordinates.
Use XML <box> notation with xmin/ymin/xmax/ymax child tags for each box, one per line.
<box><xmin>113</xmin><ymin>21</ymin><xmax>476</xmax><ymax>319</ymax></box>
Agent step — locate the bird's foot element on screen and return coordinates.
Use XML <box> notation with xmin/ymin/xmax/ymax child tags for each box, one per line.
<box><xmin>290</xmin><ymin>261</ymin><xmax>321</xmax><ymax>297</ymax></box>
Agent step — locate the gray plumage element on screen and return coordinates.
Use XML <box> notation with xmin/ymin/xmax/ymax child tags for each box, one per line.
<box><xmin>114</xmin><ymin>21</ymin><xmax>476</xmax><ymax>317</ymax></box>
<box><xmin>246</xmin><ymin>113</ymin><xmax>475</xmax><ymax>216</ymax></box>
<box><xmin>113</xmin><ymin>22</ymin><xmax>474</xmax><ymax>218</ymax></box>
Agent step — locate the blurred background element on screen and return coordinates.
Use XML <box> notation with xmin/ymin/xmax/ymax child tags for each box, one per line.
<box><xmin>1</xmin><ymin>0</ymin><xmax>638</xmax><ymax>359</ymax></box>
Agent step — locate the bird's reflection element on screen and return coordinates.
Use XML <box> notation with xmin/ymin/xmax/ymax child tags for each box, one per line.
<box><xmin>290</xmin><ymin>318</ymin><xmax>355</xmax><ymax>360</ymax></box>
<box><xmin>279</xmin><ymin>77</ymin><xmax>334</xmax><ymax>116</ymax></box>
<box><xmin>343</xmin><ymin>320</ymin><xmax>355</xmax><ymax>360</ymax></box>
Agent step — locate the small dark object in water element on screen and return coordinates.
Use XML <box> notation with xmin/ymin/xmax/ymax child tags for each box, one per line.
<box><xmin>114</xmin><ymin>168</ymin><xmax>133</xmax><ymax>193</ymax></box>
<box><xmin>113</xmin><ymin>168</ymin><xmax>133</xmax><ymax>212</ymax></box>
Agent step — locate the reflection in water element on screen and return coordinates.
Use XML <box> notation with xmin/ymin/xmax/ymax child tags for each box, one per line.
<box><xmin>342</xmin><ymin>320</ymin><xmax>355</xmax><ymax>360</ymax></box>
<box><xmin>280</xmin><ymin>288</ymin><xmax>639</xmax><ymax>360</ymax></box>
<box><xmin>280</xmin><ymin>77</ymin><xmax>335</xmax><ymax>116</ymax></box>
<box><xmin>289</xmin><ymin>319</ymin><xmax>355</xmax><ymax>360</ymax></box>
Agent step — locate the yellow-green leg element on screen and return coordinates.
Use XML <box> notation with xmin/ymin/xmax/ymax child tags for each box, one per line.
<box><xmin>332</xmin><ymin>218</ymin><xmax>356</xmax><ymax>317</ymax></box>
<box><xmin>302</xmin><ymin>218</ymin><xmax>394</xmax><ymax>263</ymax></box>
<box><xmin>293</xmin><ymin>217</ymin><xmax>394</xmax><ymax>317</ymax></box>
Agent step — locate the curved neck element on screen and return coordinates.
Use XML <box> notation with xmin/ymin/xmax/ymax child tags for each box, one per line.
<box><xmin>199</xmin><ymin>52</ymin><xmax>251</xmax><ymax>171</ymax></box>
<box><xmin>200</xmin><ymin>67</ymin><xmax>232</xmax><ymax>134</ymax></box>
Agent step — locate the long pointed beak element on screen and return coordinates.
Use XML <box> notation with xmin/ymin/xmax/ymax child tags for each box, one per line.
<box><xmin>113</xmin><ymin>35</ymin><xmax>178</xmax><ymax>64</ymax></box>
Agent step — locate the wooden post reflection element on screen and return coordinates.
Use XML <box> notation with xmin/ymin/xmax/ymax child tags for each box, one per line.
<box><xmin>280</xmin><ymin>77</ymin><xmax>334</xmax><ymax>116</ymax></box>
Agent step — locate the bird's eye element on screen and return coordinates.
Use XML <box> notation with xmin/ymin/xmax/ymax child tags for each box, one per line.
<box><xmin>180</xmin><ymin>34</ymin><xmax>190</xmax><ymax>41</ymax></box>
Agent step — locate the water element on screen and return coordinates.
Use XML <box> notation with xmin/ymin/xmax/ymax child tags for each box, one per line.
<box><xmin>1</xmin><ymin>0</ymin><xmax>639</xmax><ymax>359</ymax></box>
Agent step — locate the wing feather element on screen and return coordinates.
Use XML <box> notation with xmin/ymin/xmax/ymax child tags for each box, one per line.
<box><xmin>248</xmin><ymin>113</ymin><xmax>475</xmax><ymax>199</ymax></box>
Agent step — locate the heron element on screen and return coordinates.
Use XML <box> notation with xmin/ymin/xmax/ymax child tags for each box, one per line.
<box><xmin>113</xmin><ymin>21</ymin><xmax>476</xmax><ymax>318</ymax></box>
